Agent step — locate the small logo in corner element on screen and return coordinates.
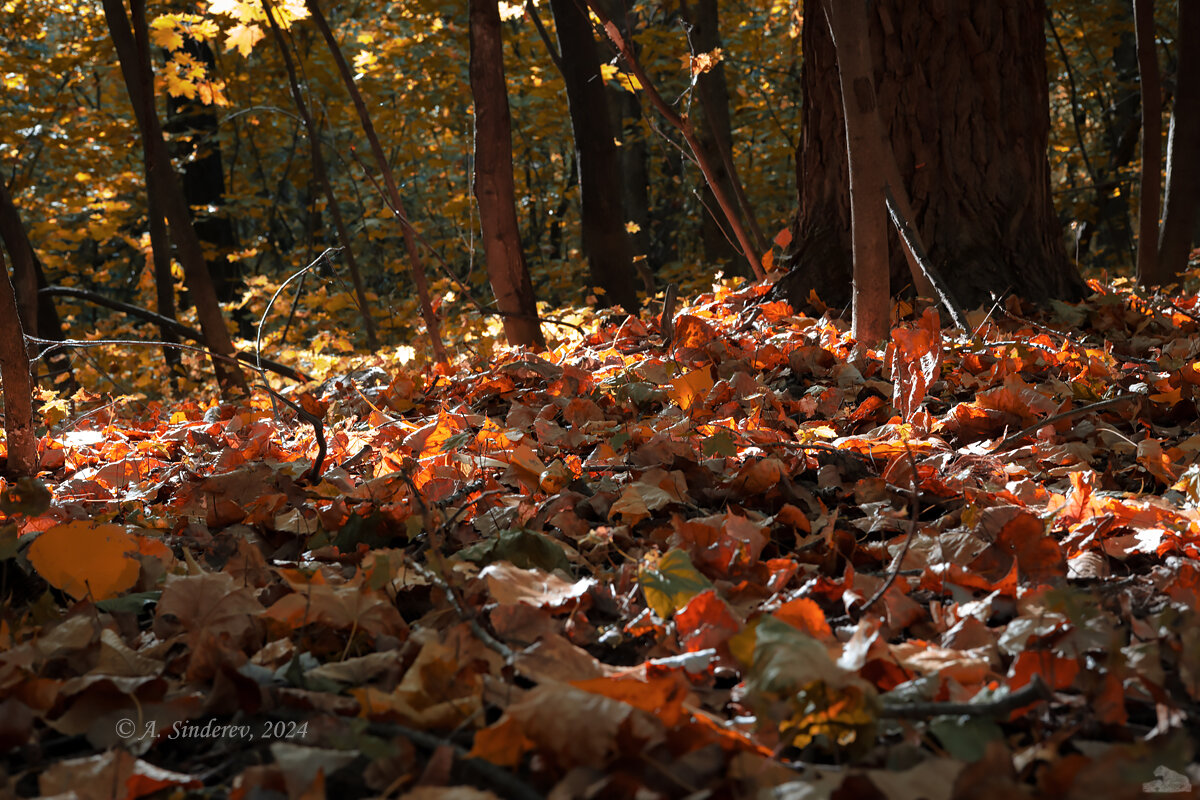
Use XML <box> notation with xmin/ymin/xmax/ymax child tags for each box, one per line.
<box><xmin>1143</xmin><ymin>765</ymin><xmax>1192</xmax><ymax>794</ymax></box>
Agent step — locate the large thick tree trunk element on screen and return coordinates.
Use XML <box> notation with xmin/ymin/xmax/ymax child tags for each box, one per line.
<box><xmin>101</xmin><ymin>0</ymin><xmax>247</xmax><ymax>396</ymax></box>
<box><xmin>469</xmin><ymin>0</ymin><xmax>545</xmax><ymax>349</ymax></box>
<box><xmin>549</xmin><ymin>0</ymin><xmax>639</xmax><ymax>314</ymax></box>
<box><xmin>1157</xmin><ymin>0</ymin><xmax>1200</xmax><ymax>281</ymax></box>
<box><xmin>782</xmin><ymin>0</ymin><xmax>1083</xmax><ymax>311</ymax></box>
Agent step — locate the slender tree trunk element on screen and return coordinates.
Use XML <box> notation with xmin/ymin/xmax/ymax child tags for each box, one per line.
<box><xmin>304</xmin><ymin>0</ymin><xmax>446</xmax><ymax>362</ymax></box>
<box><xmin>164</xmin><ymin>37</ymin><xmax>241</xmax><ymax>307</ymax></box>
<box><xmin>0</xmin><ymin>249</ymin><xmax>36</xmax><ymax>478</ymax></box>
<box><xmin>595</xmin><ymin>0</ymin><xmax>654</xmax><ymax>292</ymax></box>
<box><xmin>1158</xmin><ymin>0</ymin><xmax>1200</xmax><ymax>280</ymax></box>
<box><xmin>783</xmin><ymin>0</ymin><xmax>1082</xmax><ymax>312</ymax></box>
<box><xmin>468</xmin><ymin>0</ymin><xmax>545</xmax><ymax>349</ymax></box>
<box><xmin>584</xmin><ymin>0</ymin><xmax>764</xmax><ymax>279</ymax></box>
<box><xmin>0</xmin><ymin>182</ymin><xmax>75</xmax><ymax>387</ymax></box>
<box><xmin>261</xmin><ymin>0</ymin><xmax>379</xmax><ymax>351</ymax></box>
<box><xmin>100</xmin><ymin>0</ymin><xmax>247</xmax><ymax>396</ymax></box>
<box><xmin>826</xmin><ymin>0</ymin><xmax>889</xmax><ymax>343</ymax></box>
<box><xmin>144</xmin><ymin>169</ymin><xmax>182</xmax><ymax>371</ymax></box>
<box><xmin>685</xmin><ymin>0</ymin><xmax>766</xmax><ymax>271</ymax></box>
<box><xmin>549</xmin><ymin>0</ymin><xmax>639</xmax><ymax>313</ymax></box>
<box><xmin>1134</xmin><ymin>0</ymin><xmax>1162</xmax><ymax>284</ymax></box>
<box><xmin>0</xmin><ymin>181</ymin><xmax>40</xmax><ymax>350</ymax></box>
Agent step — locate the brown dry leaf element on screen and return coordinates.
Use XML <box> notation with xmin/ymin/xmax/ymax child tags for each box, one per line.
<box><xmin>469</xmin><ymin>683</ymin><xmax>666</xmax><ymax>769</ymax></box>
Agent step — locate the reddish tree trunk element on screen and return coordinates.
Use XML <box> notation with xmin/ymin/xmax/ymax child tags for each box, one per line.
<box><xmin>469</xmin><ymin>0</ymin><xmax>545</xmax><ymax>349</ymax></box>
<box><xmin>1158</xmin><ymin>0</ymin><xmax>1200</xmax><ymax>280</ymax></box>
<box><xmin>549</xmin><ymin>0</ymin><xmax>639</xmax><ymax>314</ymax></box>
<box><xmin>826</xmin><ymin>0</ymin><xmax>890</xmax><ymax>343</ymax></box>
<box><xmin>782</xmin><ymin>0</ymin><xmax>1083</xmax><ymax>311</ymax></box>
<box><xmin>0</xmin><ymin>248</ymin><xmax>36</xmax><ymax>478</ymax></box>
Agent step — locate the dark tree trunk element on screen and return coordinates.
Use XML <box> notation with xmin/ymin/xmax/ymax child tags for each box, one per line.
<box><xmin>1134</xmin><ymin>0</ymin><xmax>1162</xmax><ymax>284</ymax></box>
<box><xmin>549</xmin><ymin>0</ymin><xmax>639</xmax><ymax>313</ymax></box>
<box><xmin>686</xmin><ymin>0</ymin><xmax>764</xmax><ymax>273</ymax></box>
<box><xmin>144</xmin><ymin>168</ymin><xmax>182</xmax><ymax>371</ymax></box>
<box><xmin>0</xmin><ymin>249</ymin><xmax>36</xmax><ymax>478</ymax></box>
<box><xmin>1158</xmin><ymin>0</ymin><xmax>1200</xmax><ymax>280</ymax></box>
<box><xmin>595</xmin><ymin>0</ymin><xmax>654</xmax><ymax>289</ymax></box>
<box><xmin>469</xmin><ymin>0</ymin><xmax>545</xmax><ymax>349</ymax></box>
<box><xmin>101</xmin><ymin>0</ymin><xmax>247</xmax><ymax>396</ymax></box>
<box><xmin>0</xmin><ymin>182</ymin><xmax>76</xmax><ymax>387</ymax></box>
<box><xmin>782</xmin><ymin>0</ymin><xmax>1083</xmax><ymax>311</ymax></box>
<box><xmin>163</xmin><ymin>37</ymin><xmax>241</xmax><ymax>306</ymax></box>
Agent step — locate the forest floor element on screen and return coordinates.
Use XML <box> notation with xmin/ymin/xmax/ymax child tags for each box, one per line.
<box><xmin>4</xmin><ymin>274</ymin><xmax>1200</xmax><ymax>799</ymax></box>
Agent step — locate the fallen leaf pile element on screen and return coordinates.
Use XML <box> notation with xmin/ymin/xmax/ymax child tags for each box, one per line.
<box><xmin>4</xmin><ymin>275</ymin><xmax>1200</xmax><ymax>798</ymax></box>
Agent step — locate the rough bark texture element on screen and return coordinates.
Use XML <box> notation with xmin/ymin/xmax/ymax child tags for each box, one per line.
<box><xmin>1158</xmin><ymin>0</ymin><xmax>1200</xmax><ymax>280</ymax></box>
<box><xmin>550</xmin><ymin>0</ymin><xmax>639</xmax><ymax>313</ymax></box>
<box><xmin>469</xmin><ymin>0</ymin><xmax>546</xmax><ymax>349</ymax></box>
<box><xmin>0</xmin><ymin>249</ymin><xmax>36</xmax><ymax>478</ymax></box>
<box><xmin>782</xmin><ymin>0</ymin><xmax>1084</xmax><ymax>312</ymax></box>
<box><xmin>101</xmin><ymin>0</ymin><xmax>247</xmax><ymax>396</ymax></box>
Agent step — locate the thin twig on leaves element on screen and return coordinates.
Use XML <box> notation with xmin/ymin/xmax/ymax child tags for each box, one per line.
<box><xmin>408</xmin><ymin>559</ymin><xmax>516</xmax><ymax>664</ymax></box>
<box><xmin>880</xmin><ymin>674</ymin><xmax>1053</xmax><ymax>719</ymax></box>
<box><xmin>883</xmin><ymin>184</ymin><xmax>967</xmax><ymax>329</ymax></box>
<box><xmin>860</xmin><ymin>440</ymin><xmax>919</xmax><ymax>613</ymax></box>
<box><xmin>994</xmin><ymin>392</ymin><xmax>1143</xmax><ymax>452</ymax></box>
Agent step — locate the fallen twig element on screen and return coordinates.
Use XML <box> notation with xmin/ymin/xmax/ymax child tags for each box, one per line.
<box><xmin>994</xmin><ymin>392</ymin><xmax>1143</xmax><ymax>452</ymax></box>
<box><xmin>860</xmin><ymin>440</ymin><xmax>919</xmax><ymax>612</ymax></box>
<box><xmin>883</xmin><ymin>184</ymin><xmax>967</xmax><ymax>330</ymax></box>
<box><xmin>880</xmin><ymin>674</ymin><xmax>1053</xmax><ymax>719</ymax></box>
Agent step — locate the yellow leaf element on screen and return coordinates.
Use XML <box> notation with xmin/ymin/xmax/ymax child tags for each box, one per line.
<box><xmin>667</xmin><ymin>367</ymin><xmax>714</xmax><ymax>411</ymax></box>
<box><xmin>149</xmin><ymin>20</ymin><xmax>183</xmax><ymax>51</ymax></box>
<box><xmin>224</xmin><ymin>23</ymin><xmax>264</xmax><ymax>57</ymax></box>
<box><xmin>28</xmin><ymin>522</ymin><xmax>140</xmax><ymax>601</ymax></box>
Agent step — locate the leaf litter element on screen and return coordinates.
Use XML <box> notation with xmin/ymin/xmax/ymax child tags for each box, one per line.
<box><xmin>4</xmin><ymin>276</ymin><xmax>1200</xmax><ymax>797</ymax></box>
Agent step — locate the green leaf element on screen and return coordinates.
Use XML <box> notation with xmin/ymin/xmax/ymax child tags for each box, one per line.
<box><xmin>702</xmin><ymin>431</ymin><xmax>738</xmax><ymax>457</ymax></box>
<box><xmin>458</xmin><ymin>528</ymin><xmax>572</xmax><ymax>575</ymax></box>
<box><xmin>639</xmin><ymin>548</ymin><xmax>712</xmax><ymax>619</ymax></box>
<box><xmin>929</xmin><ymin>716</ymin><xmax>1003</xmax><ymax>762</ymax></box>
